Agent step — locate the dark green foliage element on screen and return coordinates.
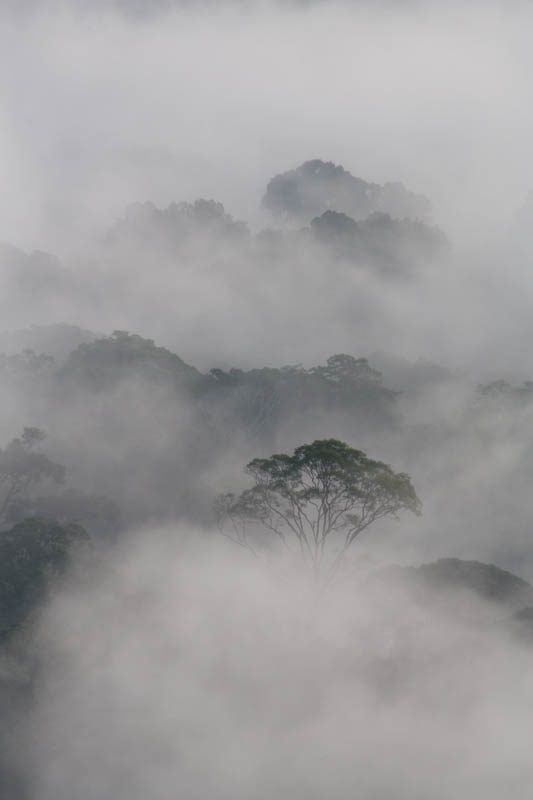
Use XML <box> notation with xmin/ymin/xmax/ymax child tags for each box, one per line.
<box><xmin>310</xmin><ymin>209</ymin><xmax>358</xmax><ymax>239</ymax></box>
<box><xmin>59</xmin><ymin>330</ymin><xmax>205</xmax><ymax>393</ymax></box>
<box><xmin>209</xmin><ymin>354</ymin><xmax>397</xmax><ymax>437</ymax></box>
<box><xmin>6</xmin><ymin>489</ymin><xmax>119</xmax><ymax>538</ymax></box>
<box><xmin>310</xmin><ymin>209</ymin><xmax>449</xmax><ymax>271</ymax></box>
<box><xmin>263</xmin><ymin>159</ymin><xmax>431</xmax><ymax>223</ymax></box>
<box><xmin>419</xmin><ymin>559</ymin><xmax>533</xmax><ymax>603</ymax></box>
<box><xmin>310</xmin><ymin>353</ymin><xmax>382</xmax><ymax>384</ymax></box>
<box><xmin>387</xmin><ymin>558</ymin><xmax>533</xmax><ymax>607</ymax></box>
<box><xmin>0</xmin><ymin>427</ymin><xmax>117</xmax><ymax>541</ymax></box>
<box><xmin>0</xmin><ymin>334</ymin><xmax>401</xmax><ymax>528</ymax></box>
<box><xmin>101</xmin><ymin>187</ymin><xmax>444</xmax><ymax>285</ymax></box>
<box><xmin>0</xmin><ymin>517</ymin><xmax>90</xmax><ymax>639</ymax></box>
<box><xmin>216</xmin><ymin>439</ymin><xmax>421</xmax><ymax>575</ymax></box>
<box><xmin>0</xmin><ymin>430</ymin><xmax>65</xmax><ymax>526</ymax></box>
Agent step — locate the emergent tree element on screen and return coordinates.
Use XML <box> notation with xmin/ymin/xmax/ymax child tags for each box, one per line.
<box><xmin>216</xmin><ymin>439</ymin><xmax>421</xmax><ymax>577</ymax></box>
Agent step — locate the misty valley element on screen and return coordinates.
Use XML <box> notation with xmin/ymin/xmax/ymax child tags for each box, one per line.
<box><xmin>2</xmin><ymin>160</ymin><xmax>533</xmax><ymax>797</ymax></box>
<box><xmin>3</xmin><ymin>2</ymin><xmax>533</xmax><ymax>797</ymax></box>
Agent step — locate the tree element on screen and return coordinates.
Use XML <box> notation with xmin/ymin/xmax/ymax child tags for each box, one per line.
<box><xmin>0</xmin><ymin>429</ymin><xmax>65</xmax><ymax>526</ymax></box>
<box><xmin>310</xmin><ymin>353</ymin><xmax>383</xmax><ymax>385</ymax></box>
<box><xmin>0</xmin><ymin>516</ymin><xmax>89</xmax><ymax>639</ymax></box>
<box><xmin>60</xmin><ymin>331</ymin><xmax>205</xmax><ymax>394</ymax></box>
<box><xmin>262</xmin><ymin>160</ymin><xmax>431</xmax><ymax>224</ymax></box>
<box><xmin>216</xmin><ymin>439</ymin><xmax>421</xmax><ymax>578</ymax></box>
<box><xmin>106</xmin><ymin>199</ymin><xmax>248</xmax><ymax>256</ymax></box>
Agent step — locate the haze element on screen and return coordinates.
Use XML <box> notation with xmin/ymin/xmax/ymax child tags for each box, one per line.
<box><xmin>2</xmin><ymin>1</ymin><xmax>533</xmax><ymax>798</ymax></box>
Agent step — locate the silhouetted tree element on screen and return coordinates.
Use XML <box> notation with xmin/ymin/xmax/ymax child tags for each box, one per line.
<box><xmin>216</xmin><ymin>439</ymin><xmax>421</xmax><ymax>578</ymax></box>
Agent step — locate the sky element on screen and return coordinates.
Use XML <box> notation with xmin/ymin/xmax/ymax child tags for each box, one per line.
<box><xmin>2</xmin><ymin>0</ymin><xmax>533</xmax><ymax>251</ymax></box>
<box><xmin>1</xmin><ymin>0</ymin><xmax>533</xmax><ymax>377</ymax></box>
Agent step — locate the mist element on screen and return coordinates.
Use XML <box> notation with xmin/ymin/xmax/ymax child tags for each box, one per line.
<box><xmin>2</xmin><ymin>0</ymin><xmax>533</xmax><ymax>797</ymax></box>
<box><xmin>3</xmin><ymin>0</ymin><xmax>533</xmax><ymax>246</ymax></box>
<box><xmin>18</xmin><ymin>532</ymin><xmax>533</xmax><ymax>800</ymax></box>
<box><xmin>2</xmin><ymin>0</ymin><xmax>533</xmax><ymax>373</ymax></box>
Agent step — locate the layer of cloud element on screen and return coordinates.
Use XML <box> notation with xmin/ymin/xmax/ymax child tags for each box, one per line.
<box><xmin>19</xmin><ymin>531</ymin><xmax>533</xmax><ymax>800</ymax></box>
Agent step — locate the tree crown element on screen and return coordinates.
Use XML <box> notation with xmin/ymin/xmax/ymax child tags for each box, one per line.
<box><xmin>216</xmin><ymin>438</ymin><xmax>421</xmax><ymax>577</ymax></box>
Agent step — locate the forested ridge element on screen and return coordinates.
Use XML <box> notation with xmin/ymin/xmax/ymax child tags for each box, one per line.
<box><xmin>3</xmin><ymin>159</ymin><xmax>533</xmax><ymax>662</ymax></box>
